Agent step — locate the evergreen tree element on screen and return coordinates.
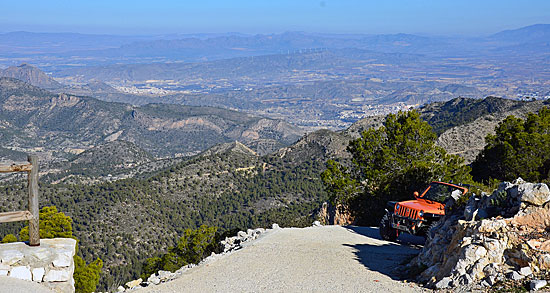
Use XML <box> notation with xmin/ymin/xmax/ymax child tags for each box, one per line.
<box><xmin>472</xmin><ymin>107</ymin><xmax>550</xmax><ymax>182</ymax></box>
<box><xmin>322</xmin><ymin>110</ymin><xmax>472</xmax><ymax>225</ymax></box>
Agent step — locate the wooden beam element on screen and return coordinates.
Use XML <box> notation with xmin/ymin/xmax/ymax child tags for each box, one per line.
<box><xmin>0</xmin><ymin>163</ymin><xmax>32</xmax><ymax>173</ymax></box>
<box><xmin>0</xmin><ymin>211</ymin><xmax>33</xmax><ymax>223</ymax></box>
<box><xmin>27</xmin><ymin>155</ymin><xmax>40</xmax><ymax>246</ymax></box>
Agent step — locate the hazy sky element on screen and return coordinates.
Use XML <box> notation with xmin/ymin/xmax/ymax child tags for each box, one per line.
<box><xmin>2</xmin><ymin>0</ymin><xmax>550</xmax><ymax>35</ymax></box>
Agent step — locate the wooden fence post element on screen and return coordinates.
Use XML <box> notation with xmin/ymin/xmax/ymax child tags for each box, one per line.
<box><xmin>27</xmin><ymin>155</ymin><xmax>40</xmax><ymax>246</ymax></box>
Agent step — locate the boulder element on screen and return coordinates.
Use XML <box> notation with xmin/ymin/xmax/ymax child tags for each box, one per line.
<box><xmin>518</xmin><ymin>183</ymin><xmax>550</xmax><ymax>206</ymax></box>
<box><xmin>531</xmin><ymin>279</ymin><xmax>548</xmax><ymax>291</ymax></box>
<box><xmin>125</xmin><ymin>278</ymin><xmax>142</xmax><ymax>289</ymax></box>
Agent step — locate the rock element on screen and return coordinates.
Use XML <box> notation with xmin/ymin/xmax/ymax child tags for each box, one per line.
<box><xmin>519</xmin><ymin>266</ymin><xmax>532</xmax><ymax>276</ymax></box>
<box><xmin>483</xmin><ymin>263</ymin><xmax>500</xmax><ymax>277</ymax></box>
<box><xmin>147</xmin><ymin>274</ymin><xmax>161</xmax><ymax>285</ymax></box>
<box><xmin>44</xmin><ymin>269</ymin><xmax>71</xmax><ymax>282</ymax></box>
<box><xmin>531</xmin><ymin>280</ymin><xmax>548</xmax><ymax>291</ymax></box>
<box><xmin>237</xmin><ymin>231</ymin><xmax>248</xmax><ymax>240</ymax></box>
<box><xmin>459</xmin><ymin>274</ymin><xmax>473</xmax><ymax>285</ymax></box>
<box><xmin>539</xmin><ymin>254</ymin><xmax>550</xmax><ymax>269</ymax></box>
<box><xmin>540</xmin><ymin>240</ymin><xmax>550</xmax><ymax>252</ymax></box>
<box><xmin>157</xmin><ymin>270</ymin><xmax>174</xmax><ymax>281</ymax></box>
<box><xmin>272</xmin><ymin>223</ymin><xmax>280</xmax><ymax>229</ymax></box>
<box><xmin>0</xmin><ymin>250</ymin><xmax>24</xmax><ymax>265</ymax></box>
<box><xmin>125</xmin><ymin>278</ymin><xmax>142</xmax><ymax>289</ymax></box>
<box><xmin>312</xmin><ymin>221</ymin><xmax>321</xmax><ymax>227</ymax></box>
<box><xmin>31</xmin><ymin>267</ymin><xmax>45</xmax><ymax>282</ymax></box>
<box><xmin>117</xmin><ymin>285</ymin><xmax>126</xmax><ymax>292</ymax></box>
<box><xmin>52</xmin><ymin>251</ymin><xmax>73</xmax><ymax>267</ymax></box>
<box><xmin>519</xmin><ymin>183</ymin><xmax>550</xmax><ymax>206</ymax></box>
<box><xmin>9</xmin><ymin>266</ymin><xmax>31</xmax><ymax>281</ymax></box>
<box><xmin>486</xmin><ymin>275</ymin><xmax>497</xmax><ymax>286</ymax></box>
<box><xmin>435</xmin><ymin>277</ymin><xmax>452</xmax><ymax>289</ymax></box>
<box><xmin>507</xmin><ymin>271</ymin><xmax>524</xmax><ymax>281</ymax></box>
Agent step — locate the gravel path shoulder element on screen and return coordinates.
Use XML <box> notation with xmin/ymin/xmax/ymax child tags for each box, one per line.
<box><xmin>141</xmin><ymin>225</ymin><xmax>426</xmax><ymax>293</ymax></box>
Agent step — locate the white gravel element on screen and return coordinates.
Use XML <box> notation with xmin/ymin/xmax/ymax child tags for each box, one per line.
<box><xmin>141</xmin><ymin>225</ymin><xmax>426</xmax><ymax>293</ymax></box>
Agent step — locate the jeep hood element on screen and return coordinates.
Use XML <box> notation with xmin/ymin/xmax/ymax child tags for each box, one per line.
<box><xmin>398</xmin><ymin>200</ymin><xmax>444</xmax><ymax>215</ymax></box>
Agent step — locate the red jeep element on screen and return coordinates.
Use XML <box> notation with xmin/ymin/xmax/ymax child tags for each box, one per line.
<box><xmin>379</xmin><ymin>181</ymin><xmax>468</xmax><ymax>241</ymax></box>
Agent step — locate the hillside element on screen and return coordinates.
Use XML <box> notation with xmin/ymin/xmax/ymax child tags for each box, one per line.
<box><xmin>0</xmin><ymin>77</ymin><xmax>303</xmax><ymax>162</ymax></box>
<box><xmin>0</xmin><ymin>64</ymin><xmax>62</xmax><ymax>89</ymax></box>
<box><xmin>348</xmin><ymin>96</ymin><xmax>550</xmax><ymax>163</ymax></box>
<box><xmin>2</xmin><ymin>95</ymin><xmax>549</xmax><ymax>291</ymax></box>
<box><xmin>0</xmin><ymin>135</ymin><xmax>334</xmax><ymax>290</ymax></box>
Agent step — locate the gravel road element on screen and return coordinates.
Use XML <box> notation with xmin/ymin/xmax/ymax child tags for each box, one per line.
<box><xmin>142</xmin><ymin>225</ymin><xmax>426</xmax><ymax>293</ymax></box>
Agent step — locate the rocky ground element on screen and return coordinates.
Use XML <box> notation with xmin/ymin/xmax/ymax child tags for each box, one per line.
<box><xmin>123</xmin><ymin>225</ymin><xmax>425</xmax><ymax>293</ymax></box>
<box><xmin>413</xmin><ymin>178</ymin><xmax>550</xmax><ymax>292</ymax></box>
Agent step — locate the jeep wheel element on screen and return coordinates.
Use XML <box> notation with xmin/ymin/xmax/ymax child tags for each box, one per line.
<box><xmin>379</xmin><ymin>213</ymin><xmax>398</xmax><ymax>242</ymax></box>
<box><xmin>426</xmin><ymin>222</ymin><xmax>439</xmax><ymax>242</ymax></box>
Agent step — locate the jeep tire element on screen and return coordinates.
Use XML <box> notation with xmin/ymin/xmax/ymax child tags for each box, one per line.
<box><xmin>379</xmin><ymin>212</ymin><xmax>399</xmax><ymax>241</ymax></box>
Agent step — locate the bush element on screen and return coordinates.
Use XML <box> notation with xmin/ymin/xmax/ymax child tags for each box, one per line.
<box><xmin>141</xmin><ymin>225</ymin><xmax>218</xmax><ymax>278</ymax></box>
<box><xmin>1</xmin><ymin>234</ymin><xmax>18</xmax><ymax>243</ymax></box>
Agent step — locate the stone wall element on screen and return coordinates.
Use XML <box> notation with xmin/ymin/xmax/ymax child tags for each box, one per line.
<box><xmin>0</xmin><ymin>238</ymin><xmax>77</xmax><ymax>292</ymax></box>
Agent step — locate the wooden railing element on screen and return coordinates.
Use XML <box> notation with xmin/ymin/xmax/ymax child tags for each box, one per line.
<box><xmin>0</xmin><ymin>155</ymin><xmax>40</xmax><ymax>246</ymax></box>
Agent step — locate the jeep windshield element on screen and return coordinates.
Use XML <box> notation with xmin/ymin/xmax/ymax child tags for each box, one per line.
<box><xmin>420</xmin><ymin>182</ymin><xmax>464</xmax><ymax>203</ymax></box>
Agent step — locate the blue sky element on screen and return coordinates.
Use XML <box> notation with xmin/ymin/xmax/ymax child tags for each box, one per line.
<box><xmin>1</xmin><ymin>0</ymin><xmax>549</xmax><ymax>35</ymax></box>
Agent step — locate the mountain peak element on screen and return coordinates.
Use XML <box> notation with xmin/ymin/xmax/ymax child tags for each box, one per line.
<box><xmin>0</xmin><ymin>63</ymin><xmax>61</xmax><ymax>89</ymax></box>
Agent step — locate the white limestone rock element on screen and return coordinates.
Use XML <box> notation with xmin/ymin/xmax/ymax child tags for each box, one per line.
<box><xmin>0</xmin><ymin>250</ymin><xmax>24</xmax><ymax>265</ymax></box>
<box><xmin>31</xmin><ymin>267</ymin><xmax>45</xmax><ymax>282</ymax></box>
<box><xmin>52</xmin><ymin>251</ymin><xmax>73</xmax><ymax>267</ymax></box>
<box><xmin>44</xmin><ymin>269</ymin><xmax>71</xmax><ymax>282</ymax></box>
<box><xmin>531</xmin><ymin>280</ymin><xmax>548</xmax><ymax>291</ymax></box>
<box><xmin>518</xmin><ymin>183</ymin><xmax>550</xmax><ymax>206</ymax></box>
<box><xmin>10</xmin><ymin>266</ymin><xmax>32</xmax><ymax>281</ymax></box>
<box><xmin>125</xmin><ymin>278</ymin><xmax>142</xmax><ymax>289</ymax></box>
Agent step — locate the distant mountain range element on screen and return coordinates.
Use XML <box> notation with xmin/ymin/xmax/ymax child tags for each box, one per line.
<box><xmin>1</xmin><ymin>24</ymin><xmax>549</xmax><ymax>69</ymax></box>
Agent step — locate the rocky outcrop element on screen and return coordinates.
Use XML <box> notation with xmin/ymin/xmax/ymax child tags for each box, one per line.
<box><xmin>0</xmin><ymin>238</ymin><xmax>77</xmax><ymax>292</ymax></box>
<box><xmin>413</xmin><ymin>178</ymin><xmax>550</xmax><ymax>290</ymax></box>
<box><xmin>317</xmin><ymin>202</ymin><xmax>354</xmax><ymax>226</ymax></box>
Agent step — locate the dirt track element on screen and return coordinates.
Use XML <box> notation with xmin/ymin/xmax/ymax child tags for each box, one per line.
<box><xmin>142</xmin><ymin>225</ymin><xmax>426</xmax><ymax>293</ymax></box>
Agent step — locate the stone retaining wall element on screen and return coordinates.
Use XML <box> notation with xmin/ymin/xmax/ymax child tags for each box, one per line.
<box><xmin>0</xmin><ymin>238</ymin><xmax>77</xmax><ymax>292</ymax></box>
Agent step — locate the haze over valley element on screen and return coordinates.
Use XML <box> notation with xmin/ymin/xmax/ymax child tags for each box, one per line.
<box><xmin>2</xmin><ymin>24</ymin><xmax>549</xmax><ymax>130</ymax></box>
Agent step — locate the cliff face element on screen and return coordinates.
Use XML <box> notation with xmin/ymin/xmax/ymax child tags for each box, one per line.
<box><xmin>0</xmin><ymin>77</ymin><xmax>303</xmax><ymax>160</ymax></box>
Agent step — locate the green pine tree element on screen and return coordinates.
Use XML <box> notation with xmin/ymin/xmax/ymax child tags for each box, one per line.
<box><xmin>321</xmin><ymin>110</ymin><xmax>472</xmax><ymax>225</ymax></box>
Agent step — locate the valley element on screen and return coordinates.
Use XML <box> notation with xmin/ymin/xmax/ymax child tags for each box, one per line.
<box><xmin>0</xmin><ymin>20</ymin><xmax>550</xmax><ymax>293</ymax></box>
